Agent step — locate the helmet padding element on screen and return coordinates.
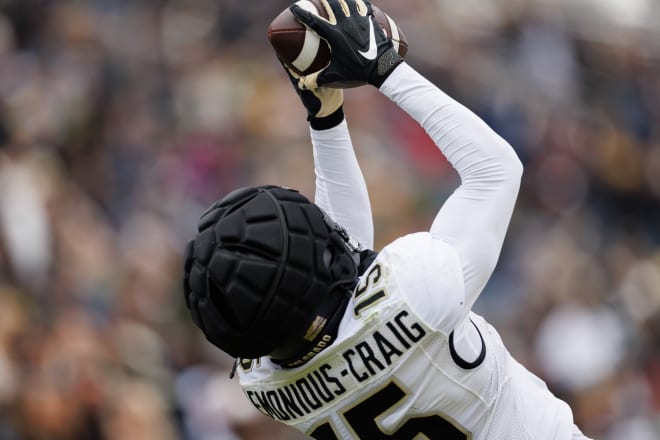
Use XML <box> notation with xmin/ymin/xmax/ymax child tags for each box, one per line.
<box><xmin>183</xmin><ymin>185</ymin><xmax>359</xmax><ymax>359</ymax></box>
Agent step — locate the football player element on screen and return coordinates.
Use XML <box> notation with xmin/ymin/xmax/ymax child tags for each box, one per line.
<box><xmin>183</xmin><ymin>0</ymin><xmax>592</xmax><ymax>438</ymax></box>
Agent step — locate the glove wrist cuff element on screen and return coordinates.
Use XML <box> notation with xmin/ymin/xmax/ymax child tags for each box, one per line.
<box><xmin>371</xmin><ymin>49</ymin><xmax>404</xmax><ymax>88</ymax></box>
<box><xmin>308</xmin><ymin>106</ymin><xmax>345</xmax><ymax>130</ymax></box>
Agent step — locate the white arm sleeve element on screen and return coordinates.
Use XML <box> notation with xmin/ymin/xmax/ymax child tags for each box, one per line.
<box><xmin>380</xmin><ymin>63</ymin><xmax>523</xmax><ymax>310</ymax></box>
<box><xmin>311</xmin><ymin>120</ymin><xmax>374</xmax><ymax>250</ymax></box>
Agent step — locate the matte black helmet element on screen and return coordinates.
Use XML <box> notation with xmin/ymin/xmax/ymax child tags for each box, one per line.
<box><xmin>183</xmin><ymin>185</ymin><xmax>360</xmax><ymax>361</ymax></box>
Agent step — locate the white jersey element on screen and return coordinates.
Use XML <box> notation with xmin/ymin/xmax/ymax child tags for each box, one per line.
<box><xmin>238</xmin><ymin>61</ymin><xmax>589</xmax><ymax>438</ymax></box>
<box><xmin>238</xmin><ymin>233</ymin><xmax>584</xmax><ymax>439</ymax></box>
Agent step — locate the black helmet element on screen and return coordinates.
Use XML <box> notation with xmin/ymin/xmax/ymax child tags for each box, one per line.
<box><xmin>183</xmin><ymin>185</ymin><xmax>360</xmax><ymax>362</ymax></box>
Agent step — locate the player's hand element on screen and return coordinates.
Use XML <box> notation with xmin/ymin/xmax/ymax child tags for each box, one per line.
<box><xmin>290</xmin><ymin>0</ymin><xmax>403</xmax><ymax>89</ymax></box>
<box><xmin>283</xmin><ymin>62</ymin><xmax>345</xmax><ymax>130</ymax></box>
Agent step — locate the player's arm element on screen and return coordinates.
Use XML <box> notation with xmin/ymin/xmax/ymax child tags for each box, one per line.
<box><xmin>311</xmin><ymin>121</ymin><xmax>374</xmax><ymax>249</ymax></box>
<box><xmin>291</xmin><ymin>0</ymin><xmax>522</xmax><ymax>310</ymax></box>
<box><xmin>379</xmin><ymin>63</ymin><xmax>523</xmax><ymax>311</ymax></box>
<box><xmin>281</xmin><ymin>66</ymin><xmax>374</xmax><ymax>249</ymax></box>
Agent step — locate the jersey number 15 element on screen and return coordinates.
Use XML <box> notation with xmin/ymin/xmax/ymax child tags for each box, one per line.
<box><xmin>309</xmin><ymin>381</ymin><xmax>470</xmax><ymax>439</ymax></box>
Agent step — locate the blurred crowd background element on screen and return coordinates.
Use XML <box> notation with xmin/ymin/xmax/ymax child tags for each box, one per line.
<box><xmin>0</xmin><ymin>0</ymin><xmax>658</xmax><ymax>439</ymax></box>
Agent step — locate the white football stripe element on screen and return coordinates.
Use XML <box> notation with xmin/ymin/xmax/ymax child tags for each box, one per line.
<box><xmin>292</xmin><ymin>0</ymin><xmax>321</xmax><ymax>72</ymax></box>
<box><xmin>292</xmin><ymin>30</ymin><xmax>321</xmax><ymax>72</ymax></box>
<box><xmin>296</xmin><ymin>0</ymin><xmax>319</xmax><ymax>14</ymax></box>
<box><xmin>386</xmin><ymin>14</ymin><xmax>400</xmax><ymax>53</ymax></box>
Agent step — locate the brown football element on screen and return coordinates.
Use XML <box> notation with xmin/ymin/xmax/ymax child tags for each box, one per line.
<box><xmin>268</xmin><ymin>0</ymin><xmax>408</xmax><ymax>88</ymax></box>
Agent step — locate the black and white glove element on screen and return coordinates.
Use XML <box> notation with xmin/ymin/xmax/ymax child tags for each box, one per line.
<box><xmin>282</xmin><ymin>63</ymin><xmax>345</xmax><ymax>130</ymax></box>
<box><xmin>290</xmin><ymin>0</ymin><xmax>403</xmax><ymax>89</ymax></box>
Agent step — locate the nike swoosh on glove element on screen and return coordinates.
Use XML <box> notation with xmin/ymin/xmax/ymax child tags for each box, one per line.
<box><xmin>290</xmin><ymin>0</ymin><xmax>403</xmax><ymax>89</ymax></box>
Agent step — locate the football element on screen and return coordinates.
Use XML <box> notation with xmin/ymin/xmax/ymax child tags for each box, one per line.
<box><xmin>268</xmin><ymin>0</ymin><xmax>408</xmax><ymax>88</ymax></box>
